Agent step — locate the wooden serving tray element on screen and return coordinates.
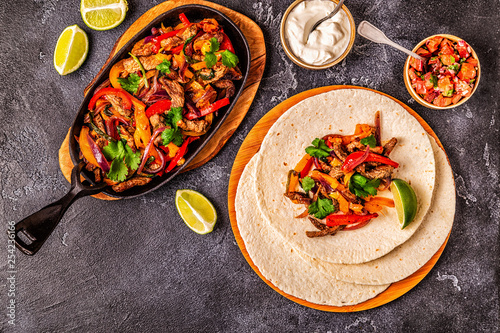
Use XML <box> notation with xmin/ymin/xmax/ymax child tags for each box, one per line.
<box><xmin>59</xmin><ymin>0</ymin><xmax>266</xmax><ymax>200</ymax></box>
<box><xmin>228</xmin><ymin>85</ymin><xmax>452</xmax><ymax>312</ymax></box>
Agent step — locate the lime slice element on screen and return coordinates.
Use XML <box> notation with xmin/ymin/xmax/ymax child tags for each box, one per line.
<box><xmin>390</xmin><ymin>179</ymin><xmax>418</xmax><ymax>229</ymax></box>
<box><xmin>80</xmin><ymin>0</ymin><xmax>128</xmax><ymax>31</ymax></box>
<box><xmin>53</xmin><ymin>25</ymin><xmax>89</xmax><ymax>75</ymax></box>
<box><xmin>175</xmin><ymin>189</ymin><xmax>217</xmax><ymax>234</ymax></box>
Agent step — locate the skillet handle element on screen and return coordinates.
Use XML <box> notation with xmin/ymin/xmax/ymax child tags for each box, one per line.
<box><xmin>14</xmin><ymin>162</ymin><xmax>106</xmax><ymax>255</ymax></box>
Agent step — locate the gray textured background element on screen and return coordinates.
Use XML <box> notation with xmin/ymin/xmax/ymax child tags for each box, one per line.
<box><xmin>1</xmin><ymin>0</ymin><xmax>499</xmax><ymax>332</ymax></box>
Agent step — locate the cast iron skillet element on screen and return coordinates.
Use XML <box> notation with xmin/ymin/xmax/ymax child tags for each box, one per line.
<box><xmin>14</xmin><ymin>4</ymin><xmax>251</xmax><ymax>255</ymax></box>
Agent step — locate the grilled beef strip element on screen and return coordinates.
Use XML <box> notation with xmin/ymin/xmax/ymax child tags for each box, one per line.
<box><xmin>106</xmin><ymin>94</ymin><xmax>132</xmax><ymax>117</ymax></box>
<box><xmin>118</xmin><ymin>126</ymin><xmax>137</xmax><ymax>151</ymax></box>
<box><xmin>177</xmin><ymin>118</ymin><xmax>209</xmax><ymax>133</ymax></box>
<box><xmin>332</xmin><ymin>142</ymin><xmax>348</xmax><ymax>161</ymax></box>
<box><xmin>306</xmin><ymin>217</ymin><xmax>345</xmax><ymax>238</ymax></box>
<box><xmin>213</xmin><ymin>79</ymin><xmax>235</xmax><ymax>99</ymax></box>
<box><xmin>112</xmin><ymin>176</ymin><xmax>152</xmax><ymax>192</ymax></box>
<box><xmin>382</xmin><ymin>137</ymin><xmax>398</xmax><ymax>156</ymax></box>
<box><xmin>160</xmin><ymin>36</ymin><xmax>183</xmax><ymax>50</ymax></box>
<box><xmin>123</xmin><ymin>55</ymin><xmax>163</xmax><ymax>73</ymax></box>
<box><xmin>159</xmin><ymin>77</ymin><xmax>185</xmax><ymax>108</ymax></box>
<box><xmin>284</xmin><ymin>192</ymin><xmax>312</xmax><ymax>206</ymax></box>
<box><xmin>329</xmin><ymin>166</ymin><xmax>344</xmax><ymax>179</ymax></box>
<box><xmin>360</xmin><ymin>165</ymin><xmax>394</xmax><ymax>179</ymax></box>
<box><xmin>131</xmin><ymin>38</ymin><xmax>155</xmax><ymax>57</ymax></box>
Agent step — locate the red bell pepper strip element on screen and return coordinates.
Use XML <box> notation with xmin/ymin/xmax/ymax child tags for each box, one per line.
<box><xmin>168</xmin><ymin>44</ymin><xmax>184</xmax><ymax>55</ymax></box>
<box><xmin>342</xmin><ymin>150</ymin><xmax>399</xmax><ymax>172</ymax></box>
<box><xmin>300</xmin><ymin>156</ymin><xmax>314</xmax><ymax>178</ymax></box>
<box><xmin>341</xmin><ymin>146</ymin><xmax>370</xmax><ymax>172</ymax></box>
<box><xmin>88</xmin><ymin>87</ymin><xmax>132</xmax><ymax>111</ymax></box>
<box><xmin>179</xmin><ymin>13</ymin><xmax>190</xmax><ymax>25</ymax></box>
<box><xmin>185</xmin><ymin>98</ymin><xmax>230</xmax><ymax>120</ymax></box>
<box><xmin>325</xmin><ymin>213</ymin><xmax>379</xmax><ymax>227</ymax></box>
<box><xmin>152</xmin><ymin>29</ymin><xmax>182</xmax><ymax>53</ymax></box>
<box><xmin>165</xmin><ymin>136</ymin><xmax>199</xmax><ymax>173</ymax></box>
<box><xmin>145</xmin><ymin>100</ymin><xmax>172</xmax><ymax>118</ymax></box>
<box><xmin>219</xmin><ymin>33</ymin><xmax>235</xmax><ymax>53</ymax></box>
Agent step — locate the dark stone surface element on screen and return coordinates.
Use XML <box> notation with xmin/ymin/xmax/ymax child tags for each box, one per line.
<box><xmin>1</xmin><ymin>0</ymin><xmax>498</xmax><ymax>332</ymax></box>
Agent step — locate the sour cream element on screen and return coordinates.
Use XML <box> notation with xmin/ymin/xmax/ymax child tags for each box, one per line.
<box><xmin>284</xmin><ymin>0</ymin><xmax>351</xmax><ymax>66</ymax></box>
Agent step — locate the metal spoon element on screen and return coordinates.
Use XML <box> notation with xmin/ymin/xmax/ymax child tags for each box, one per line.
<box><xmin>357</xmin><ymin>21</ymin><xmax>426</xmax><ymax>62</ymax></box>
<box><xmin>306</xmin><ymin>0</ymin><xmax>346</xmax><ymax>41</ymax></box>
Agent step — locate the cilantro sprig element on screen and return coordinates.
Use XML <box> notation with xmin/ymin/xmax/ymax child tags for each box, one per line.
<box><xmin>360</xmin><ymin>135</ymin><xmax>376</xmax><ymax>148</ymax></box>
<box><xmin>221</xmin><ymin>50</ymin><xmax>239</xmax><ymax>68</ymax></box>
<box><xmin>308</xmin><ymin>197</ymin><xmax>336</xmax><ymax>219</ymax></box>
<box><xmin>118</xmin><ymin>73</ymin><xmax>141</xmax><ymax>94</ymax></box>
<box><xmin>305</xmin><ymin>138</ymin><xmax>332</xmax><ymax>159</ymax></box>
<box><xmin>161</xmin><ymin>107</ymin><xmax>184</xmax><ymax>146</ymax></box>
<box><xmin>348</xmin><ymin>173</ymin><xmax>380</xmax><ymax>198</ymax></box>
<box><xmin>103</xmin><ymin>140</ymin><xmax>141</xmax><ymax>182</ymax></box>
<box><xmin>156</xmin><ymin>59</ymin><xmax>171</xmax><ymax>74</ymax></box>
<box><xmin>301</xmin><ymin>176</ymin><xmax>315</xmax><ymax>193</ymax></box>
<box><xmin>203</xmin><ymin>38</ymin><xmax>239</xmax><ymax>69</ymax></box>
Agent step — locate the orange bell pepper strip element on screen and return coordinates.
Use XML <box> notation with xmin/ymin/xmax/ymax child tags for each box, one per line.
<box><xmin>286</xmin><ymin>170</ymin><xmax>299</xmax><ymax>194</ymax></box>
<box><xmin>310</xmin><ymin>170</ymin><xmax>340</xmax><ymax>189</ymax></box>
<box><xmin>294</xmin><ymin>154</ymin><xmax>313</xmax><ymax>178</ymax></box>
<box><xmin>109</xmin><ymin>59</ymin><xmax>126</xmax><ymax>89</ymax></box>
<box><xmin>79</xmin><ymin>126</ymin><xmax>99</xmax><ymax>167</ymax></box>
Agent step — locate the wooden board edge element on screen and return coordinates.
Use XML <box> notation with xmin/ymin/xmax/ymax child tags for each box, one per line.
<box><xmin>228</xmin><ymin>85</ymin><xmax>454</xmax><ymax>312</ymax></box>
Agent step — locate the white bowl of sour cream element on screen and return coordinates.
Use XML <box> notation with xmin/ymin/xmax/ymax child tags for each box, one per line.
<box><xmin>280</xmin><ymin>0</ymin><xmax>356</xmax><ymax>69</ymax></box>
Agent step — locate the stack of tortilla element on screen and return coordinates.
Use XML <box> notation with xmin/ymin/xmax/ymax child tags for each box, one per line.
<box><xmin>235</xmin><ymin>89</ymin><xmax>455</xmax><ymax>307</ymax></box>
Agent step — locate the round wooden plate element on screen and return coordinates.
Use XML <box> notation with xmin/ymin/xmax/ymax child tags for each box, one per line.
<box><xmin>227</xmin><ymin>85</ymin><xmax>453</xmax><ymax>312</ymax></box>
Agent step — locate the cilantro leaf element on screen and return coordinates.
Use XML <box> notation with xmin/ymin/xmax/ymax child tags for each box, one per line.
<box><xmin>103</xmin><ymin>140</ymin><xmax>141</xmax><ymax>182</ymax></box>
<box><xmin>103</xmin><ymin>140</ymin><xmax>125</xmax><ymax>161</ymax></box>
<box><xmin>221</xmin><ymin>50</ymin><xmax>239</xmax><ymax>68</ymax></box>
<box><xmin>108</xmin><ymin>158</ymin><xmax>129</xmax><ymax>182</ymax></box>
<box><xmin>450</xmin><ymin>56</ymin><xmax>456</xmax><ymax>63</ymax></box>
<box><xmin>301</xmin><ymin>177</ymin><xmax>315</xmax><ymax>193</ymax></box>
<box><xmin>164</xmin><ymin>107</ymin><xmax>183</xmax><ymax>130</ymax></box>
<box><xmin>305</xmin><ymin>146</ymin><xmax>330</xmax><ymax>158</ymax></box>
<box><xmin>161</xmin><ymin>128</ymin><xmax>183</xmax><ymax>146</ymax></box>
<box><xmin>210</xmin><ymin>37</ymin><xmax>220</xmax><ymax>53</ymax></box>
<box><xmin>360</xmin><ymin>135</ymin><xmax>376</xmax><ymax>148</ymax></box>
<box><xmin>312</xmin><ymin>138</ymin><xmax>332</xmax><ymax>152</ymax></box>
<box><xmin>205</xmin><ymin>52</ymin><xmax>217</xmax><ymax>68</ymax></box>
<box><xmin>308</xmin><ymin>197</ymin><xmax>336</xmax><ymax>219</ymax></box>
<box><xmin>349</xmin><ymin>173</ymin><xmax>380</xmax><ymax>198</ymax></box>
<box><xmin>305</xmin><ymin>138</ymin><xmax>332</xmax><ymax>158</ymax></box>
<box><xmin>118</xmin><ymin>73</ymin><xmax>141</xmax><ymax>94</ymax></box>
<box><xmin>156</xmin><ymin>59</ymin><xmax>171</xmax><ymax>74</ymax></box>
<box><xmin>123</xmin><ymin>144</ymin><xmax>141</xmax><ymax>170</ymax></box>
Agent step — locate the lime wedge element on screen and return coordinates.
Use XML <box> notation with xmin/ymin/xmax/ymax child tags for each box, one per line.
<box><xmin>390</xmin><ymin>179</ymin><xmax>418</xmax><ymax>229</ymax></box>
<box><xmin>80</xmin><ymin>0</ymin><xmax>128</xmax><ymax>31</ymax></box>
<box><xmin>175</xmin><ymin>189</ymin><xmax>217</xmax><ymax>234</ymax></box>
<box><xmin>53</xmin><ymin>25</ymin><xmax>89</xmax><ymax>75</ymax></box>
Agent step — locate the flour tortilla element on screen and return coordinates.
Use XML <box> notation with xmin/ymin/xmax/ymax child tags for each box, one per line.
<box><xmin>253</xmin><ymin>89</ymin><xmax>436</xmax><ymax>264</ymax></box>
<box><xmin>295</xmin><ymin>136</ymin><xmax>455</xmax><ymax>285</ymax></box>
<box><xmin>235</xmin><ymin>155</ymin><xmax>389</xmax><ymax>306</ymax></box>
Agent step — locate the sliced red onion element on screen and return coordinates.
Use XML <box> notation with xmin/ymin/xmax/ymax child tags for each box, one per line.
<box><xmin>137</xmin><ymin>127</ymin><xmax>166</xmax><ymax>174</ymax></box>
<box><xmin>143</xmin><ymin>146</ymin><xmax>165</xmax><ymax>174</ymax></box>
<box><xmin>185</xmin><ymin>98</ymin><xmax>201</xmax><ymax>117</ymax></box>
<box><xmin>105</xmin><ymin>116</ymin><xmax>130</xmax><ymax>140</ymax></box>
<box><xmin>86</xmin><ymin>133</ymin><xmax>110</xmax><ymax>173</ymax></box>
<box><xmin>313</xmin><ymin>157</ymin><xmax>322</xmax><ymax>171</ymax></box>
<box><xmin>317</xmin><ymin>176</ymin><xmax>333</xmax><ymax>193</ymax></box>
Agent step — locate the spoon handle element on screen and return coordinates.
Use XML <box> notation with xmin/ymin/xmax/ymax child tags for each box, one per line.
<box><xmin>357</xmin><ymin>21</ymin><xmax>426</xmax><ymax>62</ymax></box>
<box><xmin>310</xmin><ymin>0</ymin><xmax>346</xmax><ymax>32</ymax></box>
